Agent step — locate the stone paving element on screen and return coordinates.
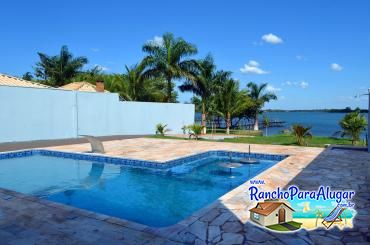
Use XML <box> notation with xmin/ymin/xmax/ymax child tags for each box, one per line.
<box><xmin>0</xmin><ymin>138</ymin><xmax>369</xmax><ymax>244</ymax></box>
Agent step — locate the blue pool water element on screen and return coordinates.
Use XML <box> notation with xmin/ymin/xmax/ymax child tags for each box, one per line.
<box><xmin>0</xmin><ymin>151</ymin><xmax>281</xmax><ymax>227</ymax></box>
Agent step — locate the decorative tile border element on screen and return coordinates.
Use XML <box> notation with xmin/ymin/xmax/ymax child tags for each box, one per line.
<box><xmin>0</xmin><ymin>149</ymin><xmax>288</xmax><ymax>170</ymax></box>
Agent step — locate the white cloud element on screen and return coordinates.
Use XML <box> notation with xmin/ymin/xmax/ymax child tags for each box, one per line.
<box><xmin>91</xmin><ymin>48</ymin><xmax>100</xmax><ymax>52</ymax></box>
<box><xmin>331</xmin><ymin>63</ymin><xmax>343</xmax><ymax>71</ymax></box>
<box><xmin>240</xmin><ymin>60</ymin><xmax>269</xmax><ymax>74</ymax></box>
<box><xmin>282</xmin><ymin>80</ymin><xmax>309</xmax><ymax>89</ymax></box>
<box><xmin>248</xmin><ymin>60</ymin><xmax>260</xmax><ymax>67</ymax></box>
<box><xmin>94</xmin><ymin>64</ymin><xmax>109</xmax><ymax>71</ymax></box>
<box><xmin>299</xmin><ymin>81</ymin><xmax>309</xmax><ymax>89</ymax></box>
<box><xmin>266</xmin><ymin>84</ymin><xmax>282</xmax><ymax>93</ymax></box>
<box><xmin>261</xmin><ymin>33</ymin><xmax>283</xmax><ymax>44</ymax></box>
<box><xmin>148</xmin><ymin>36</ymin><xmax>164</xmax><ymax>46</ymax></box>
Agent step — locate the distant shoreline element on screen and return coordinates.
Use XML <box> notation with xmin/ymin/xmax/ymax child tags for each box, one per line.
<box><xmin>263</xmin><ymin>109</ymin><xmax>368</xmax><ymax>113</ymax></box>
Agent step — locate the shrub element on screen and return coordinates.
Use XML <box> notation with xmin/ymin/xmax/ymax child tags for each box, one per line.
<box><xmin>337</xmin><ymin>111</ymin><xmax>367</xmax><ymax>145</ymax></box>
<box><xmin>188</xmin><ymin>124</ymin><xmax>204</xmax><ymax>140</ymax></box>
<box><xmin>155</xmin><ymin>123</ymin><xmax>169</xmax><ymax>136</ymax></box>
<box><xmin>292</xmin><ymin>124</ymin><xmax>312</xmax><ymax>146</ymax></box>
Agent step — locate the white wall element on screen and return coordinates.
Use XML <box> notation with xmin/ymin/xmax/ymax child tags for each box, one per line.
<box><xmin>0</xmin><ymin>86</ymin><xmax>194</xmax><ymax>143</ymax></box>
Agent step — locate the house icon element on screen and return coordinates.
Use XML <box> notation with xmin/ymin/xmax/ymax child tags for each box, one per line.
<box><xmin>249</xmin><ymin>199</ymin><xmax>295</xmax><ymax>227</ymax></box>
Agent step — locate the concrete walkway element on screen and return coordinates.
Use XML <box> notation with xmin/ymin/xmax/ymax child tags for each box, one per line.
<box><xmin>0</xmin><ymin>138</ymin><xmax>369</xmax><ymax>244</ymax></box>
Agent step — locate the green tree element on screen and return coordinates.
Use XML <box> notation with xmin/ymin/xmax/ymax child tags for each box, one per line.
<box><xmin>34</xmin><ymin>45</ymin><xmax>88</xmax><ymax>86</ymax></box>
<box><xmin>262</xmin><ymin>115</ymin><xmax>270</xmax><ymax>136</ymax></box>
<box><xmin>247</xmin><ymin>82</ymin><xmax>277</xmax><ymax>131</ymax></box>
<box><xmin>292</xmin><ymin>124</ymin><xmax>312</xmax><ymax>146</ymax></box>
<box><xmin>337</xmin><ymin>111</ymin><xmax>367</xmax><ymax>145</ymax></box>
<box><xmin>215</xmin><ymin>73</ymin><xmax>250</xmax><ymax>134</ymax></box>
<box><xmin>179</xmin><ymin>55</ymin><xmax>218</xmax><ymax>134</ymax></box>
<box><xmin>22</xmin><ymin>72</ymin><xmax>33</xmax><ymax>81</ymax></box>
<box><xmin>121</xmin><ymin>61</ymin><xmax>148</xmax><ymax>101</ymax></box>
<box><xmin>142</xmin><ymin>33</ymin><xmax>198</xmax><ymax>102</ymax></box>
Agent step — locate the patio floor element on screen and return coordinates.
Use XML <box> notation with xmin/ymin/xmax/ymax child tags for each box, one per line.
<box><xmin>0</xmin><ymin>138</ymin><xmax>369</xmax><ymax>244</ymax></box>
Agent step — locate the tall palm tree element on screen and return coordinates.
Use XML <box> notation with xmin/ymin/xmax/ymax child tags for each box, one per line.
<box><xmin>247</xmin><ymin>82</ymin><xmax>277</xmax><ymax>131</ymax></box>
<box><xmin>142</xmin><ymin>33</ymin><xmax>198</xmax><ymax>102</ymax></box>
<box><xmin>34</xmin><ymin>45</ymin><xmax>88</xmax><ymax>87</ymax></box>
<box><xmin>122</xmin><ymin>61</ymin><xmax>147</xmax><ymax>101</ymax></box>
<box><xmin>179</xmin><ymin>55</ymin><xmax>217</xmax><ymax>134</ymax></box>
<box><xmin>215</xmin><ymin>73</ymin><xmax>249</xmax><ymax>134</ymax></box>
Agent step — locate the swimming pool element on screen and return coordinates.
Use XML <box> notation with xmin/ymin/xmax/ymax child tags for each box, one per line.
<box><xmin>0</xmin><ymin>149</ymin><xmax>286</xmax><ymax>227</ymax></box>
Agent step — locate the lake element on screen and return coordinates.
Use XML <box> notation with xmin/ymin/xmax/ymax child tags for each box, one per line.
<box><xmin>196</xmin><ymin>111</ymin><xmax>368</xmax><ymax>137</ymax></box>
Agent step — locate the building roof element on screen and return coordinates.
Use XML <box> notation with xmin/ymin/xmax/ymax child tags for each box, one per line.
<box><xmin>59</xmin><ymin>81</ymin><xmax>109</xmax><ymax>93</ymax></box>
<box><xmin>0</xmin><ymin>73</ymin><xmax>50</xmax><ymax>89</ymax></box>
<box><xmin>249</xmin><ymin>202</ymin><xmax>294</xmax><ymax>216</ymax></box>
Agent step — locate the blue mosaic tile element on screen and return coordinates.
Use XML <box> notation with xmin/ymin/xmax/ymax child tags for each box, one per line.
<box><xmin>0</xmin><ymin>149</ymin><xmax>287</xmax><ymax>170</ymax></box>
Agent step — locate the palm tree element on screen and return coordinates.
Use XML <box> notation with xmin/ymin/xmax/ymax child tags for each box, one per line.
<box><xmin>336</xmin><ymin>110</ymin><xmax>367</xmax><ymax>145</ymax></box>
<box><xmin>292</xmin><ymin>124</ymin><xmax>312</xmax><ymax>146</ymax></box>
<box><xmin>188</xmin><ymin>124</ymin><xmax>204</xmax><ymax>140</ymax></box>
<box><xmin>179</xmin><ymin>55</ymin><xmax>217</xmax><ymax>134</ymax></box>
<box><xmin>315</xmin><ymin>209</ymin><xmax>324</xmax><ymax>227</ymax></box>
<box><xmin>247</xmin><ymin>83</ymin><xmax>277</xmax><ymax>131</ymax></box>
<box><xmin>122</xmin><ymin>62</ymin><xmax>147</xmax><ymax>101</ymax></box>
<box><xmin>215</xmin><ymin>73</ymin><xmax>249</xmax><ymax>134</ymax></box>
<box><xmin>263</xmin><ymin>115</ymin><xmax>270</xmax><ymax>136</ymax></box>
<box><xmin>22</xmin><ymin>72</ymin><xmax>33</xmax><ymax>81</ymax></box>
<box><xmin>142</xmin><ymin>33</ymin><xmax>198</xmax><ymax>102</ymax></box>
<box><xmin>34</xmin><ymin>45</ymin><xmax>88</xmax><ymax>86</ymax></box>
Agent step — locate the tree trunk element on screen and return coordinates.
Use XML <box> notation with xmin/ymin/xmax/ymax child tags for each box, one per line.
<box><xmin>253</xmin><ymin>114</ymin><xmax>259</xmax><ymax>131</ymax></box>
<box><xmin>201</xmin><ymin>102</ymin><xmax>207</xmax><ymax>134</ymax></box>
<box><xmin>166</xmin><ymin>77</ymin><xmax>172</xmax><ymax>102</ymax></box>
<box><xmin>226</xmin><ymin>112</ymin><xmax>231</xmax><ymax>135</ymax></box>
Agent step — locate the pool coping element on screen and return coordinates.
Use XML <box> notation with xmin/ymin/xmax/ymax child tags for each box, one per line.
<box><xmin>0</xmin><ymin>147</ymin><xmax>292</xmax><ymax>241</ymax></box>
<box><xmin>0</xmin><ymin>148</ymin><xmax>288</xmax><ymax>170</ymax></box>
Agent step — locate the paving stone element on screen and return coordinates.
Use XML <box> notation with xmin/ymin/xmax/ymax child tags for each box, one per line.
<box><xmin>255</xmin><ymin>240</ymin><xmax>285</xmax><ymax>245</ymax></box>
<box><xmin>221</xmin><ymin>221</ymin><xmax>243</xmax><ymax>233</ymax></box>
<box><xmin>309</xmin><ymin>234</ymin><xmax>344</xmax><ymax>245</ymax></box>
<box><xmin>208</xmin><ymin>225</ymin><xmax>221</xmax><ymax>242</ymax></box>
<box><xmin>218</xmin><ymin>232</ymin><xmax>244</xmax><ymax>245</ymax></box>
<box><xmin>189</xmin><ymin>221</ymin><xmax>208</xmax><ymax>241</ymax></box>
<box><xmin>178</xmin><ymin>231</ymin><xmax>197</xmax><ymax>244</ymax></box>
<box><xmin>210</xmin><ymin>213</ymin><xmax>232</xmax><ymax>226</ymax></box>
<box><xmin>194</xmin><ymin>238</ymin><xmax>205</xmax><ymax>245</ymax></box>
<box><xmin>244</xmin><ymin>226</ymin><xmax>275</xmax><ymax>243</ymax></box>
<box><xmin>279</xmin><ymin>238</ymin><xmax>311</xmax><ymax>245</ymax></box>
<box><xmin>199</xmin><ymin>209</ymin><xmax>221</xmax><ymax>222</ymax></box>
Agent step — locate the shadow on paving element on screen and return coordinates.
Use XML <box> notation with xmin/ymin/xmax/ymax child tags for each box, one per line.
<box><xmin>0</xmin><ymin>135</ymin><xmax>149</xmax><ymax>152</ymax></box>
<box><xmin>283</xmin><ymin>147</ymin><xmax>370</xmax><ymax>244</ymax></box>
<box><xmin>159</xmin><ymin>147</ymin><xmax>370</xmax><ymax>244</ymax></box>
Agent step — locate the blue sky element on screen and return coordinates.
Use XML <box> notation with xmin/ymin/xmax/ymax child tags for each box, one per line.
<box><xmin>1</xmin><ymin>0</ymin><xmax>369</xmax><ymax>109</ymax></box>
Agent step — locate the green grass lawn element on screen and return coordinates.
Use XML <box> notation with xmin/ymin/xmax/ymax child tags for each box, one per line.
<box><xmin>266</xmin><ymin>224</ymin><xmax>291</xmax><ymax>231</ymax></box>
<box><xmin>266</xmin><ymin>221</ymin><xmax>302</xmax><ymax>231</ymax></box>
<box><xmin>223</xmin><ymin>134</ymin><xmax>356</xmax><ymax>147</ymax></box>
<box><xmin>288</xmin><ymin>221</ymin><xmax>303</xmax><ymax>229</ymax></box>
<box><xmin>148</xmin><ymin>134</ymin><xmax>358</xmax><ymax>147</ymax></box>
